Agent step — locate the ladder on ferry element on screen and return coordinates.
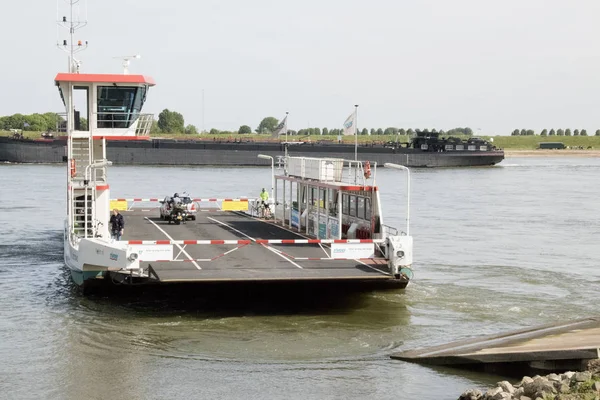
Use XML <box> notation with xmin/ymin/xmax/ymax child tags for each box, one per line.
<box><xmin>70</xmin><ymin>136</ymin><xmax>103</xmax><ymax>238</ymax></box>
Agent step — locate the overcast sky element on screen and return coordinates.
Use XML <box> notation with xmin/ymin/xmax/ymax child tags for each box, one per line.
<box><xmin>2</xmin><ymin>0</ymin><xmax>599</xmax><ymax>135</ymax></box>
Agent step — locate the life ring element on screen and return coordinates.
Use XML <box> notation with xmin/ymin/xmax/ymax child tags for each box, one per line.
<box><xmin>363</xmin><ymin>161</ymin><xmax>371</xmax><ymax>179</ymax></box>
<box><xmin>70</xmin><ymin>159</ymin><xmax>76</xmax><ymax>178</ymax></box>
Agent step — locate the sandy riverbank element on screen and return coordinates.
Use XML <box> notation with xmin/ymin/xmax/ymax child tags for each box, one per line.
<box><xmin>505</xmin><ymin>149</ymin><xmax>600</xmax><ymax>157</ymax></box>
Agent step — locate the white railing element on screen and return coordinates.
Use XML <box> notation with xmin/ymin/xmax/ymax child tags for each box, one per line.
<box><xmin>285</xmin><ymin>156</ymin><xmax>377</xmax><ymax>186</ymax></box>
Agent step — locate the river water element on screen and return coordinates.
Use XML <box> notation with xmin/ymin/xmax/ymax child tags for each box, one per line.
<box><xmin>1</xmin><ymin>157</ymin><xmax>599</xmax><ymax>400</ymax></box>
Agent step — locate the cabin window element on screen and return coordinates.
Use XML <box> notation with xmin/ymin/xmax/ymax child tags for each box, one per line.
<box><xmin>349</xmin><ymin>195</ymin><xmax>356</xmax><ymax>217</ymax></box>
<box><xmin>357</xmin><ymin>197</ymin><xmax>365</xmax><ymax>220</ymax></box>
<box><xmin>319</xmin><ymin>188</ymin><xmax>326</xmax><ymax>209</ymax></box>
<box><xmin>97</xmin><ymin>85</ymin><xmax>147</xmax><ymax>129</ymax></box>
<box><xmin>365</xmin><ymin>198</ymin><xmax>371</xmax><ymax>220</ymax></box>
<box><xmin>342</xmin><ymin>194</ymin><xmax>349</xmax><ymax>215</ymax></box>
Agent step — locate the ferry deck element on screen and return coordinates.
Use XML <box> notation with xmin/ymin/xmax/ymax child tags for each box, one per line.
<box><xmin>120</xmin><ymin>207</ymin><xmax>392</xmax><ymax>283</ymax></box>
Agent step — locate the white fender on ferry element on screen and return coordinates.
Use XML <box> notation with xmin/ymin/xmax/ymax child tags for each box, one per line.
<box><xmin>387</xmin><ymin>235</ymin><xmax>413</xmax><ymax>275</ymax></box>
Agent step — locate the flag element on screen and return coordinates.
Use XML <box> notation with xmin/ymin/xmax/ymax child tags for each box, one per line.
<box><xmin>342</xmin><ymin>112</ymin><xmax>355</xmax><ymax>136</ymax></box>
<box><xmin>271</xmin><ymin>115</ymin><xmax>288</xmax><ymax>137</ymax></box>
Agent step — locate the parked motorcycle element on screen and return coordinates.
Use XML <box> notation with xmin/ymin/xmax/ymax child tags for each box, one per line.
<box><xmin>168</xmin><ymin>203</ymin><xmax>188</xmax><ymax>225</ymax></box>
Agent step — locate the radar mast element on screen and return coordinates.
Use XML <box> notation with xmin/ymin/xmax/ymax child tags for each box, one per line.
<box><xmin>57</xmin><ymin>0</ymin><xmax>88</xmax><ymax>73</ymax></box>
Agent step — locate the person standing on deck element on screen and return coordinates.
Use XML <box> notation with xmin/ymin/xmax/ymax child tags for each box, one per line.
<box><xmin>110</xmin><ymin>209</ymin><xmax>124</xmax><ymax>241</ymax></box>
<box><xmin>259</xmin><ymin>188</ymin><xmax>270</xmax><ymax>217</ymax></box>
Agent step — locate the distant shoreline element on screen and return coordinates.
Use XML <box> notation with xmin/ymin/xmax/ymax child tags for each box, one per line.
<box><xmin>505</xmin><ymin>149</ymin><xmax>600</xmax><ymax>157</ymax></box>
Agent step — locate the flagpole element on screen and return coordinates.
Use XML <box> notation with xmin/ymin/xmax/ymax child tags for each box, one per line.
<box><xmin>354</xmin><ymin>104</ymin><xmax>358</xmax><ymax>161</ymax></box>
<box><xmin>285</xmin><ymin>111</ymin><xmax>289</xmax><ymax>158</ymax></box>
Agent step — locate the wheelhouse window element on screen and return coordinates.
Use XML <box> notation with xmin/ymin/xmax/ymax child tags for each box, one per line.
<box><xmin>342</xmin><ymin>194</ymin><xmax>349</xmax><ymax>215</ymax></box>
<box><xmin>97</xmin><ymin>85</ymin><xmax>147</xmax><ymax>128</ymax></box>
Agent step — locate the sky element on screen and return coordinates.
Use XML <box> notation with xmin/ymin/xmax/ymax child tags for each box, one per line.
<box><xmin>1</xmin><ymin>0</ymin><xmax>600</xmax><ymax>135</ymax></box>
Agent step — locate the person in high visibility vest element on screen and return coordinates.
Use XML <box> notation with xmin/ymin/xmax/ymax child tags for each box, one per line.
<box><xmin>259</xmin><ymin>188</ymin><xmax>270</xmax><ymax>216</ymax></box>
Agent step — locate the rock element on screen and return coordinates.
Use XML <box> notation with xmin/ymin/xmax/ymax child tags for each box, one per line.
<box><xmin>496</xmin><ymin>381</ymin><xmax>515</xmax><ymax>394</ymax></box>
<box><xmin>546</xmin><ymin>373</ymin><xmax>561</xmax><ymax>382</ymax></box>
<box><xmin>561</xmin><ymin>371</ymin><xmax>575</xmax><ymax>381</ymax></box>
<box><xmin>523</xmin><ymin>377</ymin><xmax>556</xmax><ymax>397</ymax></box>
<box><xmin>485</xmin><ymin>387</ymin><xmax>503</xmax><ymax>398</ymax></box>
<box><xmin>593</xmin><ymin>381</ymin><xmax>600</xmax><ymax>391</ymax></box>
<box><xmin>573</xmin><ymin>371</ymin><xmax>592</xmax><ymax>382</ymax></box>
<box><xmin>458</xmin><ymin>388</ymin><xmax>482</xmax><ymax>400</ymax></box>
<box><xmin>517</xmin><ymin>377</ymin><xmax>534</xmax><ymax>387</ymax></box>
<box><xmin>519</xmin><ymin>397</ymin><xmax>532</xmax><ymax>400</ymax></box>
<box><xmin>513</xmin><ymin>387</ymin><xmax>525</xmax><ymax>398</ymax></box>
<box><xmin>587</xmin><ymin>359</ymin><xmax>600</xmax><ymax>376</ymax></box>
<box><xmin>556</xmin><ymin>383</ymin><xmax>570</xmax><ymax>394</ymax></box>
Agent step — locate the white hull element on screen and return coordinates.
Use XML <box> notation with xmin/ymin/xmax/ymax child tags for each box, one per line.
<box><xmin>63</xmin><ymin>221</ymin><xmax>140</xmax><ymax>287</ymax></box>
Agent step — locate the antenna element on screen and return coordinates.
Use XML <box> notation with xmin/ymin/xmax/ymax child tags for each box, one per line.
<box><xmin>56</xmin><ymin>0</ymin><xmax>88</xmax><ymax>73</ymax></box>
<box><xmin>113</xmin><ymin>55</ymin><xmax>141</xmax><ymax>75</ymax></box>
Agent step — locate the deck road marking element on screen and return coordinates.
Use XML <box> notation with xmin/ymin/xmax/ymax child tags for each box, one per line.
<box><xmin>207</xmin><ymin>216</ymin><xmax>303</xmax><ymax>269</ymax></box>
<box><xmin>144</xmin><ymin>217</ymin><xmax>202</xmax><ymax>270</ymax></box>
<box><xmin>245</xmin><ymin>215</ymin><xmax>387</xmax><ymax>274</ymax></box>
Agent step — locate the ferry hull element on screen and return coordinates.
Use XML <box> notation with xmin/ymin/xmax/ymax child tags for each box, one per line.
<box><xmin>63</xmin><ymin>226</ymin><xmax>140</xmax><ymax>290</ymax></box>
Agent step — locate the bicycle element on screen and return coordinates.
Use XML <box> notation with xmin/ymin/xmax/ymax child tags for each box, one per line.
<box><xmin>252</xmin><ymin>199</ymin><xmax>272</xmax><ymax>219</ymax></box>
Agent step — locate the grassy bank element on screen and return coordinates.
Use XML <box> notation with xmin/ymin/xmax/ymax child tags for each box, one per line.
<box><xmin>2</xmin><ymin>130</ymin><xmax>599</xmax><ymax>150</ymax></box>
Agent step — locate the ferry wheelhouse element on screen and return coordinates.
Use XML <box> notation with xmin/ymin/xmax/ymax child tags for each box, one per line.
<box><xmin>58</xmin><ymin>72</ymin><xmax>153</xmax><ymax>286</ymax></box>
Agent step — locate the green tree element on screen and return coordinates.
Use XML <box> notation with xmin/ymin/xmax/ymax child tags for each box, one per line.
<box><xmin>549</xmin><ymin>129</ymin><xmax>556</xmax><ymax>136</ymax></box>
<box><xmin>157</xmin><ymin>109</ymin><xmax>184</xmax><ymax>133</ymax></box>
<box><xmin>596</xmin><ymin>129</ymin><xmax>600</xmax><ymax>136</ymax></box>
<box><xmin>557</xmin><ymin>129</ymin><xmax>564</xmax><ymax>136</ymax></box>
<box><xmin>407</xmin><ymin>128</ymin><xmax>415</xmax><ymax>135</ymax></box>
<box><xmin>526</xmin><ymin>129</ymin><xmax>534</xmax><ymax>136</ymax></box>
<box><xmin>398</xmin><ymin>128</ymin><xmax>406</xmax><ymax>136</ymax></box>
<box><xmin>370</xmin><ymin>128</ymin><xmax>376</xmax><ymax>135</ymax></box>
<box><xmin>256</xmin><ymin>117</ymin><xmax>278</xmax><ymax>134</ymax></box>
<box><xmin>238</xmin><ymin>125</ymin><xmax>252</xmax><ymax>134</ymax></box>
<box><xmin>565</xmin><ymin>129</ymin><xmax>572</xmax><ymax>136</ymax></box>
<box><xmin>384</xmin><ymin>127</ymin><xmax>399</xmax><ymax>135</ymax></box>
<box><xmin>581</xmin><ymin>129</ymin><xmax>588</xmax><ymax>136</ymax></box>
<box><xmin>511</xmin><ymin>129</ymin><xmax>520</xmax><ymax>136</ymax></box>
<box><xmin>322</xmin><ymin>127</ymin><xmax>329</xmax><ymax>135</ymax></box>
<box><xmin>209</xmin><ymin>128</ymin><xmax>220</xmax><ymax>135</ymax></box>
<box><xmin>23</xmin><ymin>113</ymin><xmax>49</xmax><ymax>131</ymax></box>
<box><xmin>376</xmin><ymin>128</ymin><xmax>383</xmax><ymax>135</ymax></box>
<box><xmin>573</xmin><ymin>129</ymin><xmax>579</xmax><ymax>136</ymax></box>
<box><xmin>360</xmin><ymin>128</ymin><xmax>368</xmax><ymax>135</ymax></box>
<box><xmin>540</xmin><ymin>129</ymin><xmax>548</xmax><ymax>136</ymax></box>
<box><xmin>150</xmin><ymin>120</ymin><xmax>160</xmax><ymax>134</ymax></box>
<box><xmin>185</xmin><ymin>124</ymin><xmax>198</xmax><ymax>134</ymax></box>
<box><xmin>520</xmin><ymin>129</ymin><xmax>527</xmax><ymax>136</ymax></box>
<box><xmin>314</xmin><ymin>127</ymin><xmax>321</xmax><ymax>136</ymax></box>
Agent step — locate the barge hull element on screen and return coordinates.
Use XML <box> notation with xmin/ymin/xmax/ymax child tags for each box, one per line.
<box><xmin>0</xmin><ymin>137</ymin><xmax>504</xmax><ymax>167</ymax></box>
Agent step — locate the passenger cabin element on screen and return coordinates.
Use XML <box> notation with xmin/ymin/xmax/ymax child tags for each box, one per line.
<box><xmin>272</xmin><ymin>157</ymin><xmax>395</xmax><ymax>241</ymax></box>
<box><xmin>55</xmin><ymin>73</ymin><xmax>155</xmax><ymax>240</ymax></box>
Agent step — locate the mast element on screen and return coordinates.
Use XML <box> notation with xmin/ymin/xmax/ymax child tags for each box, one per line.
<box><xmin>57</xmin><ymin>0</ymin><xmax>88</xmax><ymax>73</ymax></box>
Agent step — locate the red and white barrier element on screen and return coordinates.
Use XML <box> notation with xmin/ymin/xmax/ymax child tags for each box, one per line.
<box><xmin>111</xmin><ymin>198</ymin><xmax>249</xmax><ymax>202</ymax></box>
<box><xmin>126</xmin><ymin>238</ymin><xmax>383</xmax><ymax>245</ymax></box>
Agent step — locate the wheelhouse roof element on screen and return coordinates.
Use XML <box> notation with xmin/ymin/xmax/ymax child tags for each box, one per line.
<box><xmin>54</xmin><ymin>73</ymin><xmax>156</xmax><ymax>86</ymax></box>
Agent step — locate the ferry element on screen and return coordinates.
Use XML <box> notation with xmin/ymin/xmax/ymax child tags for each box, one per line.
<box><xmin>56</xmin><ymin>6</ymin><xmax>414</xmax><ymax>293</ymax></box>
<box><xmin>58</xmin><ymin>70</ymin><xmax>414</xmax><ymax>292</ymax></box>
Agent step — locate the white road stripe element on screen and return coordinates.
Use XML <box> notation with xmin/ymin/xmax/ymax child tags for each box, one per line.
<box><xmin>207</xmin><ymin>216</ymin><xmax>303</xmax><ymax>269</ymax></box>
<box><xmin>144</xmin><ymin>217</ymin><xmax>202</xmax><ymax>270</ymax></box>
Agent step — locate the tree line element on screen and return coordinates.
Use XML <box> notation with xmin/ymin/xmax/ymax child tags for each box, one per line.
<box><xmin>512</xmin><ymin>128</ymin><xmax>600</xmax><ymax>136</ymax></box>
<box><xmin>5</xmin><ymin>110</ymin><xmax>600</xmax><ymax>138</ymax></box>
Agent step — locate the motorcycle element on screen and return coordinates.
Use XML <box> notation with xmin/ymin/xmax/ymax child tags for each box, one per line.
<box><xmin>168</xmin><ymin>202</ymin><xmax>188</xmax><ymax>225</ymax></box>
